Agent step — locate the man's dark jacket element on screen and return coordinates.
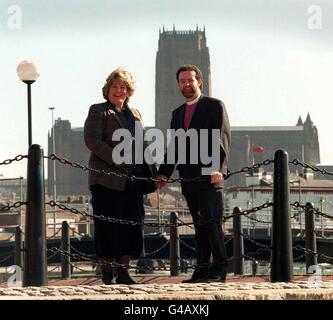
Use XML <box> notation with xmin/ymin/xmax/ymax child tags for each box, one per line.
<box><xmin>158</xmin><ymin>95</ymin><xmax>231</xmax><ymax>194</ymax></box>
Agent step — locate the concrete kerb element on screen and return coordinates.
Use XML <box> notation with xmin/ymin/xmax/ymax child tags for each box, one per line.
<box><xmin>1</xmin><ymin>281</ymin><xmax>333</xmax><ymax>300</ymax></box>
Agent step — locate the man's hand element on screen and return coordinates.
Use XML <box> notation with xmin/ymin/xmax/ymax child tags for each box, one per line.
<box><xmin>156</xmin><ymin>175</ymin><xmax>168</xmax><ymax>189</ymax></box>
<box><xmin>210</xmin><ymin>171</ymin><xmax>224</xmax><ymax>184</ymax></box>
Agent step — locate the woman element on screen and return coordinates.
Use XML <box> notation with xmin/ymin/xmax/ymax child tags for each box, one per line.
<box><xmin>84</xmin><ymin>68</ymin><xmax>156</xmax><ymax>284</ymax></box>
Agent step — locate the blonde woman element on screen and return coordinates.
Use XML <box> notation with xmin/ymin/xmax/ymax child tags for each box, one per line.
<box><xmin>84</xmin><ymin>68</ymin><xmax>156</xmax><ymax>284</ymax></box>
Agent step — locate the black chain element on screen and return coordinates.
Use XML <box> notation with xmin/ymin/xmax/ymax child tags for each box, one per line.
<box><xmin>292</xmin><ymin>202</ymin><xmax>333</xmax><ymax>220</ymax></box>
<box><xmin>69</xmin><ymin>245</ymin><xmax>95</xmax><ymax>258</ymax></box>
<box><xmin>47</xmin><ymin>200</ymin><xmax>273</xmax><ymax>229</ymax></box>
<box><xmin>48</xmin><ymin>247</ymin><xmax>197</xmax><ymax>271</ymax></box>
<box><xmin>179</xmin><ymin>239</ymin><xmax>196</xmax><ymax>252</ymax></box>
<box><xmin>145</xmin><ymin>240</ymin><xmax>170</xmax><ymax>257</ymax></box>
<box><xmin>0</xmin><ymin>155</ymin><xmax>28</xmax><ymax>166</ymax></box>
<box><xmin>289</xmin><ymin>159</ymin><xmax>333</xmax><ymax>176</ymax></box>
<box><xmin>176</xmin><ymin>216</ymin><xmax>195</xmax><ymax>230</ymax></box>
<box><xmin>225</xmin><ymin>159</ymin><xmax>274</xmax><ymax>179</ymax></box>
<box><xmin>241</xmin><ymin>233</ymin><xmax>273</xmax><ymax>251</ymax></box>
<box><xmin>46</xmin><ymin>200</ymin><xmax>181</xmax><ymax>227</ymax></box>
<box><xmin>0</xmin><ymin>201</ymin><xmax>27</xmax><ymax>211</ymax></box>
<box><xmin>46</xmin><ymin>154</ymin><xmax>210</xmax><ymax>184</ymax></box>
<box><xmin>243</xmin><ymin>214</ymin><xmax>271</xmax><ymax>224</ymax></box>
<box><xmin>294</xmin><ymin>245</ymin><xmax>333</xmax><ymax>262</ymax></box>
<box><xmin>223</xmin><ymin>202</ymin><xmax>274</xmax><ymax>221</ymax></box>
<box><xmin>47</xmin><ymin>153</ymin><xmax>275</xmax><ymax>183</ymax></box>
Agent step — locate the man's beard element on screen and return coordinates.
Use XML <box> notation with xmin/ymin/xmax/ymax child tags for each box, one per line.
<box><xmin>181</xmin><ymin>88</ymin><xmax>195</xmax><ymax>98</ymax></box>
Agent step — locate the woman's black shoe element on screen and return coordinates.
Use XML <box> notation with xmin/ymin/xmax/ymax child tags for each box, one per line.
<box><xmin>116</xmin><ymin>274</ymin><xmax>137</xmax><ymax>285</ymax></box>
<box><xmin>101</xmin><ymin>264</ymin><xmax>117</xmax><ymax>285</ymax></box>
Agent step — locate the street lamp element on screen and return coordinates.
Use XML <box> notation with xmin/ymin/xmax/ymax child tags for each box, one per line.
<box><xmin>16</xmin><ymin>60</ymin><xmax>39</xmax><ymax>146</ymax></box>
<box><xmin>49</xmin><ymin>107</ymin><xmax>57</xmax><ymax>236</ymax></box>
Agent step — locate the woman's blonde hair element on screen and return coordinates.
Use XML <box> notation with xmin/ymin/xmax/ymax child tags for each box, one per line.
<box><xmin>102</xmin><ymin>67</ymin><xmax>136</xmax><ymax>100</ymax></box>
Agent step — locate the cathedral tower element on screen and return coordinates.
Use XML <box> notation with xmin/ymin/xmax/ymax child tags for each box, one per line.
<box><xmin>155</xmin><ymin>26</ymin><xmax>211</xmax><ymax>131</ymax></box>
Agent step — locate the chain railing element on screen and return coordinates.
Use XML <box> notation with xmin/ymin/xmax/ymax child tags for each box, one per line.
<box><xmin>46</xmin><ymin>154</ymin><xmax>211</xmax><ymax>184</ymax></box>
<box><xmin>224</xmin><ymin>202</ymin><xmax>273</xmax><ymax>221</ymax></box>
<box><xmin>0</xmin><ymin>201</ymin><xmax>27</xmax><ymax>212</ymax></box>
<box><xmin>47</xmin><ymin>247</ymin><xmax>196</xmax><ymax>272</ymax></box>
<box><xmin>5</xmin><ymin>149</ymin><xmax>333</xmax><ymax>280</ymax></box>
<box><xmin>225</xmin><ymin>159</ymin><xmax>274</xmax><ymax>179</ymax></box>
<box><xmin>46</xmin><ymin>200</ymin><xmax>273</xmax><ymax>228</ymax></box>
<box><xmin>292</xmin><ymin>202</ymin><xmax>333</xmax><ymax>220</ymax></box>
<box><xmin>145</xmin><ymin>239</ymin><xmax>170</xmax><ymax>257</ymax></box>
<box><xmin>0</xmin><ymin>155</ymin><xmax>28</xmax><ymax>166</ymax></box>
<box><xmin>290</xmin><ymin>159</ymin><xmax>333</xmax><ymax>176</ymax></box>
<box><xmin>0</xmin><ymin>252</ymin><xmax>14</xmax><ymax>265</ymax></box>
<box><xmin>294</xmin><ymin>244</ymin><xmax>333</xmax><ymax>263</ymax></box>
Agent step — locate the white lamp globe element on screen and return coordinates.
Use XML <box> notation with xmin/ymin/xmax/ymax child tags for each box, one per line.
<box><xmin>16</xmin><ymin>60</ymin><xmax>39</xmax><ymax>82</ymax></box>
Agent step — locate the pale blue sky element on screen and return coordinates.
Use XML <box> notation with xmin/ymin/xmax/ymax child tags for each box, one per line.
<box><xmin>0</xmin><ymin>0</ymin><xmax>332</xmax><ymax>178</ymax></box>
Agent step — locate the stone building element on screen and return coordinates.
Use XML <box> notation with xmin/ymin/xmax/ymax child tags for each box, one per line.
<box><xmin>47</xmin><ymin>119</ymin><xmax>89</xmax><ymax>196</ymax></box>
<box><xmin>228</xmin><ymin>114</ymin><xmax>320</xmax><ymax>186</ymax></box>
<box><xmin>155</xmin><ymin>26</ymin><xmax>211</xmax><ymax>132</ymax></box>
<box><xmin>47</xmin><ymin>114</ymin><xmax>320</xmax><ymax>195</ymax></box>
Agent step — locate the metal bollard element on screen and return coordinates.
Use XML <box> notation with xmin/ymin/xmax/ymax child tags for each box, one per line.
<box><xmin>271</xmin><ymin>150</ymin><xmax>293</xmax><ymax>282</ymax></box>
<box><xmin>305</xmin><ymin>202</ymin><xmax>317</xmax><ymax>273</ymax></box>
<box><xmin>61</xmin><ymin>221</ymin><xmax>71</xmax><ymax>279</ymax></box>
<box><xmin>24</xmin><ymin>144</ymin><xmax>48</xmax><ymax>287</ymax></box>
<box><xmin>252</xmin><ymin>260</ymin><xmax>258</xmax><ymax>276</ymax></box>
<box><xmin>169</xmin><ymin>212</ymin><xmax>180</xmax><ymax>276</ymax></box>
<box><xmin>233</xmin><ymin>207</ymin><xmax>244</xmax><ymax>275</ymax></box>
<box><xmin>14</xmin><ymin>226</ymin><xmax>24</xmax><ymax>269</ymax></box>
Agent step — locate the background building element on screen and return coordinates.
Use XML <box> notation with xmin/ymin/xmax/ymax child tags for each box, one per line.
<box><xmin>155</xmin><ymin>26</ymin><xmax>211</xmax><ymax>132</ymax></box>
<box><xmin>47</xmin><ymin>114</ymin><xmax>321</xmax><ymax>196</ymax></box>
<box><xmin>228</xmin><ymin>113</ymin><xmax>320</xmax><ymax>186</ymax></box>
<box><xmin>47</xmin><ymin>119</ymin><xmax>89</xmax><ymax>196</ymax></box>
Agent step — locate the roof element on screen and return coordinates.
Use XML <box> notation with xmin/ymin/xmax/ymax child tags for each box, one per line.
<box><xmin>231</xmin><ymin>126</ymin><xmax>303</xmax><ymax>132</ymax></box>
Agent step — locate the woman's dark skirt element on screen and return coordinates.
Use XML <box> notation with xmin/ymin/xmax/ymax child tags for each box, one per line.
<box><xmin>90</xmin><ymin>182</ymin><xmax>145</xmax><ymax>259</ymax></box>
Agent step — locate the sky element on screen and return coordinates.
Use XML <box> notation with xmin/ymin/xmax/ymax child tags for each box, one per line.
<box><xmin>0</xmin><ymin>0</ymin><xmax>332</xmax><ymax>179</ymax></box>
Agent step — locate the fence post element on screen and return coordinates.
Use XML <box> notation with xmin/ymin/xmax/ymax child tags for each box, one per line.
<box><xmin>61</xmin><ymin>221</ymin><xmax>71</xmax><ymax>279</ymax></box>
<box><xmin>169</xmin><ymin>212</ymin><xmax>180</xmax><ymax>276</ymax></box>
<box><xmin>14</xmin><ymin>226</ymin><xmax>24</xmax><ymax>269</ymax></box>
<box><xmin>271</xmin><ymin>149</ymin><xmax>293</xmax><ymax>282</ymax></box>
<box><xmin>305</xmin><ymin>202</ymin><xmax>317</xmax><ymax>273</ymax></box>
<box><xmin>23</xmin><ymin>144</ymin><xmax>48</xmax><ymax>287</ymax></box>
<box><xmin>233</xmin><ymin>207</ymin><xmax>244</xmax><ymax>275</ymax></box>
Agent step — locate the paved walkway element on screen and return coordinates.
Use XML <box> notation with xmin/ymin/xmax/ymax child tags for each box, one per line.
<box><xmin>1</xmin><ymin>275</ymin><xmax>333</xmax><ymax>300</ymax></box>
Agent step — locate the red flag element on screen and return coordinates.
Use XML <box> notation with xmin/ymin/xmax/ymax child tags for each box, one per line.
<box><xmin>252</xmin><ymin>146</ymin><xmax>265</xmax><ymax>153</ymax></box>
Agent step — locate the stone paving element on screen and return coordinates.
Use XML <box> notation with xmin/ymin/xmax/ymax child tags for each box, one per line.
<box><xmin>1</xmin><ymin>276</ymin><xmax>333</xmax><ymax>300</ymax></box>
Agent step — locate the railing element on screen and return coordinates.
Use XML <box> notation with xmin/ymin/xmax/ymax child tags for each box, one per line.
<box><xmin>1</xmin><ymin>145</ymin><xmax>333</xmax><ymax>286</ymax></box>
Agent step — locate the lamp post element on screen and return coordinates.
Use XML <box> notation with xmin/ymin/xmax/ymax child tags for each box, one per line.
<box><xmin>49</xmin><ymin>107</ymin><xmax>57</xmax><ymax>236</ymax></box>
<box><xmin>16</xmin><ymin>60</ymin><xmax>39</xmax><ymax>146</ymax></box>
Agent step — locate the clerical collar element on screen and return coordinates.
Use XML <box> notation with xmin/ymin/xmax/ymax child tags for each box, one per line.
<box><xmin>186</xmin><ymin>93</ymin><xmax>201</xmax><ymax>106</ymax></box>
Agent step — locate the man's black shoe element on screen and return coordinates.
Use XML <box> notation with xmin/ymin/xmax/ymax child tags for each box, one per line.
<box><xmin>182</xmin><ymin>267</ymin><xmax>209</xmax><ymax>283</ymax></box>
<box><xmin>208</xmin><ymin>265</ymin><xmax>227</xmax><ymax>282</ymax></box>
<box><xmin>207</xmin><ymin>274</ymin><xmax>226</xmax><ymax>282</ymax></box>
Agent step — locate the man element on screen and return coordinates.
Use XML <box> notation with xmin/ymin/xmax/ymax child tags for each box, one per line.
<box><xmin>157</xmin><ymin>64</ymin><xmax>231</xmax><ymax>283</ymax></box>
